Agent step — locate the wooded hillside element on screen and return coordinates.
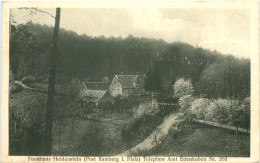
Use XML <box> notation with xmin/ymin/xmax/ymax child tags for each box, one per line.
<box><xmin>10</xmin><ymin>22</ymin><xmax>250</xmax><ymax>99</ymax></box>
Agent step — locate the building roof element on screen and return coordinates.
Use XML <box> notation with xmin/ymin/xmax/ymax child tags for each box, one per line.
<box><xmin>116</xmin><ymin>75</ymin><xmax>145</xmax><ymax>89</ymax></box>
<box><xmin>79</xmin><ymin>89</ymin><xmax>107</xmax><ymax>103</ymax></box>
<box><xmin>83</xmin><ymin>82</ymin><xmax>109</xmax><ymax>90</ymax></box>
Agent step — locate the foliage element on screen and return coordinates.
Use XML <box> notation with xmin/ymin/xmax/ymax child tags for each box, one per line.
<box><xmin>197</xmin><ymin>60</ymin><xmax>250</xmax><ymax>99</ymax></box>
<box><xmin>121</xmin><ymin>103</ymin><xmax>175</xmax><ymax>147</ymax></box>
<box><xmin>22</xmin><ymin>75</ymin><xmax>36</xmax><ymax>84</ymax></box>
<box><xmin>190</xmin><ymin>98</ymin><xmax>210</xmax><ymax>119</ymax></box>
<box><xmin>204</xmin><ymin>99</ymin><xmax>236</xmax><ymax>124</ymax></box>
<box><xmin>179</xmin><ymin>95</ymin><xmax>194</xmax><ymax>111</ymax></box>
<box><xmin>10</xmin><ymin>24</ymin><xmax>39</xmax><ymax>78</ymax></box>
<box><xmin>239</xmin><ymin>97</ymin><xmax>250</xmax><ymax>129</ymax></box>
<box><xmin>133</xmin><ymin>100</ymin><xmax>159</xmax><ymax>120</ymax></box>
<box><xmin>173</xmin><ymin>78</ymin><xmax>194</xmax><ymax>97</ymax></box>
<box><xmin>185</xmin><ymin>96</ymin><xmax>251</xmax><ymax>131</ymax></box>
<box><xmin>9</xmin><ymin>104</ymin><xmax>45</xmax><ymax>155</ymax></box>
<box><xmin>114</xmin><ymin>95</ymin><xmax>130</xmax><ymax>113</ymax></box>
<box><xmin>10</xmin><ymin>22</ymin><xmax>250</xmax><ymax>100</ymax></box>
<box><xmin>9</xmin><ymin>82</ymin><xmax>23</xmax><ymax>94</ymax></box>
<box><xmin>77</xmin><ymin>123</ymin><xmax>105</xmax><ymax>156</ymax></box>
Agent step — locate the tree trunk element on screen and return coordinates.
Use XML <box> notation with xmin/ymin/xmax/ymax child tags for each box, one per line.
<box><xmin>43</xmin><ymin>8</ymin><xmax>61</xmax><ymax>155</ymax></box>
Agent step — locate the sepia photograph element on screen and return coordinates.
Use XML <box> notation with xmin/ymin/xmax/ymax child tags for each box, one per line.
<box><xmin>1</xmin><ymin>1</ymin><xmax>259</xmax><ymax>163</ymax></box>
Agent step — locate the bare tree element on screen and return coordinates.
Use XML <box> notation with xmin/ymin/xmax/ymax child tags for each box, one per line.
<box><xmin>43</xmin><ymin>8</ymin><xmax>61</xmax><ymax>155</ymax></box>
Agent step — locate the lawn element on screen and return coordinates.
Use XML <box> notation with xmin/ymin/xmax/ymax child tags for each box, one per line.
<box><xmin>27</xmin><ymin>82</ymin><xmax>64</xmax><ymax>94</ymax></box>
<box><xmin>9</xmin><ymin>89</ymin><xmax>47</xmax><ymax>109</ymax></box>
<box><xmin>52</xmin><ymin>115</ymin><xmax>130</xmax><ymax>156</ymax></box>
<box><xmin>155</xmin><ymin>121</ymin><xmax>250</xmax><ymax>157</ymax></box>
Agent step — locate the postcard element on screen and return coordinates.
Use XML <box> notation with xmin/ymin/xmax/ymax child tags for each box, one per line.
<box><xmin>1</xmin><ymin>1</ymin><xmax>259</xmax><ymax>163</ymax></box>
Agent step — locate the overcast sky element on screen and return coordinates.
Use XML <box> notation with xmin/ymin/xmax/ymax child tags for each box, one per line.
<box><xmin>11</xmin><ymin>8</ymin><xmax>250</xmax><ymax>58</ymax></box>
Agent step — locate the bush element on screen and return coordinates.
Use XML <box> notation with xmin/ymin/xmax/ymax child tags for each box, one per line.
<box><xmin>179</xmin><ymin>95</ymin><xmax>194</xmax><ymax>111</ymax></box>
<box><xmin>10</xmin><ymin>70</ymin><xmax>15</xmax><ymax>82</ymax></box>
<box><xmin>190</xmin><ymin>98</ymin><xmax>210</xmax><ymax>119</ymax></box>
<box><xmin>173</xmin><ymin>78</ymin><xmax>194</xmax><ymax>98</ymax></box>
<box><xmin>114</xmin><ymin>95</ymin><xmax>130</xmax><ymax>113</ymax></box>
<box><xmin>133</xmin><ymin>100</ymin><xmax>159</xmax><ymax>120</ymax></box>
<box><xmin>9</xmin><ymin>82</ymin><xmax>23</xmax><ymax>94</ymax></box>
<box><xmin>239</xmin><ymin>97</ymin><xmax>250</xmax><ymax>130</ymax></box>
<box><xmin>9</xmin><ymin>105</ymin><xmax>45</xmax><ymax>155</ymax></box>
<box><xmin>180</xmin><ymin>94</ymin><xmax>250</xmax><ymax>132</ymax></box>
<box><xmin>204</xmin><ymin>99</ymin><xmax>240</xmax><ymax>125</ymax></box>
<box><xmin>22</xmin><ymin>75</ymin><xmax>36</xmax><ymax>84</ymax></box>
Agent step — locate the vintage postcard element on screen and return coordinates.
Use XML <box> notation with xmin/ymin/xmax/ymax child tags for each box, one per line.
<box><xmin>1</xmin><ymin>1</ymin><xmax>259</xmax><ymax>163</ymax></box>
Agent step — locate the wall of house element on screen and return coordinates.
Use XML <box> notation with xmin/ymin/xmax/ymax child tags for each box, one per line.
<box><xmin>109</xmin><ymin>77</ymin><xmax>122</xmax><ymax>96</ymax></box>
<box><xmin>122</xmin><ymin>88</ymin><xmax>134</xmax><ymax>96</ymax></box>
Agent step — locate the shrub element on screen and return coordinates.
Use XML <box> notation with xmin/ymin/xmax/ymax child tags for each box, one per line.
<box><xmin>239</xmin><ymin>96</ymin><xmax>250</xmax><ymax>131</ymax></box>
<box><xmin>204</xmin><ymin>98</ymin><xmax>239</xmax><ymax>125</ymax></box>
<box><xmin>10</xmin><ymin>70</ymin><xmax>15</xmax><ymax>82</ymax></box>
<box><xmin>9</xmin><ymin>105</ymin><xmax>45</xmax><ymax>155</ymax></box>
<box><xmin>9</xmin><ymin>82</ymin><xmax>23</xmax><ymax>94</ymax></box>
<box><xmin>179</xmin><ymin>95</ymin><xmax>194</xmax><ymax>111</ymax></box>
<box><xmin>22</xmin><ymin>75</ymin><xmax>36</xmax><ymax>84</ymax></box>
<box><xmin>114</xmin><ymin>95</ymin><xmax>130</xmax><ymax>113</ymax></box>
<box><xmin>133</xmin><ymin>100</ymin><xmax>159</xmax><ymax>120</ymax></box>
<box><xmin>173</xmin><ymin>78</ymin><xmax>194</xmax><ymax>98</ymax></box>
<box><xmin>190</xmin><ymin>98</ymin><xmax>210</xmax><ymax>119</ymax></box>
<box><xmin>178</xmin><ymin>95</ymin><xmax>195</xmax><ymax>121</ymax></box>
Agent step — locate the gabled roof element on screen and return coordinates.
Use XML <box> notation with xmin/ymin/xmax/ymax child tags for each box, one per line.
<box><xmin>115</xmin><ymin>75</ymin><xmax>146</xmax><ymax>89</ymax></box>
<box><xmin>83</xmin><ymin>82</ymin><xmax>108</xmax><ymax>90</ymax></box>
<box><xmin>116</xmin><ymin>75</ymin><xmax>137</xmax><ymax>89</ymax></box>
<box><xmin>79</xmin><ymin>89</ymin><xmax>107</xmax><ymax>102</ymax></box>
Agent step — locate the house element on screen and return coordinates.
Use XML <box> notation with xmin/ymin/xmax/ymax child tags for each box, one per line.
<box><xmin>78</xmin><ymin>88</ymin><xmax>107</xmax><ymax>106</ymax></box>
<box><xmin>83</xmin><ymin>82</ymin><xmax>109</xmax><ymax>90</ymax></box>
<box><xmin>76</xmin><ymin>80</ymin><xmax>109</xmax><ymax>106</ymax></box>
<box><xmin>109</xmin><ymin>74</ymin><xmax>147</xmax><ymax>96</ymax></box>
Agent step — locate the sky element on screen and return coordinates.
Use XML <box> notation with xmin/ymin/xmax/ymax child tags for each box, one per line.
<box><xmin>11</xmin><ymin>8</ymin><xmax>250</xmax><ymax>58</ymax></box>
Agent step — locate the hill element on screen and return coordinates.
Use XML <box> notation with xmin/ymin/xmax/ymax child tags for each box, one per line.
<box><xmin>10</xmin><ymin>22</ymin><xmax>250</xmax><ymax>99</ymax></box>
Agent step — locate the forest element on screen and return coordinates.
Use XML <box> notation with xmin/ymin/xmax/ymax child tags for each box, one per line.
<box><xmin>10</xmin><ymin>21</ymin><xmax>250</xmax><ymax>99</ymax></box>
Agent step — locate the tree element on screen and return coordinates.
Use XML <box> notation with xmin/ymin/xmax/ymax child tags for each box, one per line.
<box><xmin>228</xmin><ymin>100</ymin><xmax>242</xmax><ymax>134</ymax></box>
<box><xmin>178</xmin><ymin>95</ymin><xmax>195</xmax><ymax>121</ymax></box>
<box><xmin>173</xmin><ymin>78</ymin><xmax>194</xmax><ymax>98</ymax></box>
<box><xmin>133</xmin><ymin>100</ymin><xmax>159</xmax><ymax>120</ymax></box>
<box><xmin>114</xmin><ymin>95</ymin><xmax>130</xmax><ymax>113</ymax></box>
<box><xmin>190</xmin><ymin>98</ymin><xmax>210</xmax><ymax>120</ymax></box>
<box><xmin>44</xmin><ymin>8</ymin><xmax>61</xmax><ymax>155</ymax></box>
<box><xmin>198</xmin><ymin>60</ymin><xmax>250</xmax><ymax>99</ymax></box>
<box><xmin>240</xmin><ymin>96</ymin><xmax>250</xmax><ymax>133</ymax></box>
<box><xmin>10</xmin><ymin>24</ymin><xmax>38</xmax><ymax>78</ymax></box>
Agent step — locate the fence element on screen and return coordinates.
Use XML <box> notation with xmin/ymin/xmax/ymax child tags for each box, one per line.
<box><xmin>194</xmin><ymin>119</ymin><xmax>250</xmax><ymax>134</ymax></box>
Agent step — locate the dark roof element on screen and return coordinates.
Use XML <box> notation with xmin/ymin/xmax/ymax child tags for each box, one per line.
<box><xmin>117</xmin><ymin>75</ymin><xmax>137</xmax><ymax>88</ymax></box>
<box><xmin>83</xmin><ymin>82</ymin><xmax>109</xmax><ymax>90</ymax></box>
<box><xmin>136</xmin><ymin>75</ymin><xmax>145</xmax><ymax>88</ymax></box>
<box><xmin>116</xmin><ymin>75</ymin><xmax>145</xmax><ymax>89</ymax></box>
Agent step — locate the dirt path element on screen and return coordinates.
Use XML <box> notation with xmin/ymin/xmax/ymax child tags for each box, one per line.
<box><xmin>119</xmin><ymin>113</ymin><xmax>182</xmax><ymax>156</ymax></box>
<box><xmin>14</xmin><ymin>80</ymin><xmax>47</xmax><ymax>93</ymax></box>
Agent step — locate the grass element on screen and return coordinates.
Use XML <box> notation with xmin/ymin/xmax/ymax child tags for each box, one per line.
<box><xmin>9</xmin><ymin>90</ymin><xmax>47</xmax><ymax>109</ymax></box>
<box><xmin>52</xmin><ymin>117</ymin><xmax>129</xmax><ymax>156</ymax></box>
<box><xmin>154</xmin><ymin>121</ymin><xmax>250</xmax><ymax>157</ymax></box>
<box><xmin>27</xmin><ymin>82</ymin><xmax>63</xmax><ymax>94</ymax></box>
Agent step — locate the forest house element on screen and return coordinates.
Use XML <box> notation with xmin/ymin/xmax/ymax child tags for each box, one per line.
<box><xmin>109</xmin><ymin>74</ymin><xmax>146</xmax><ymax>96</ymax></box>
